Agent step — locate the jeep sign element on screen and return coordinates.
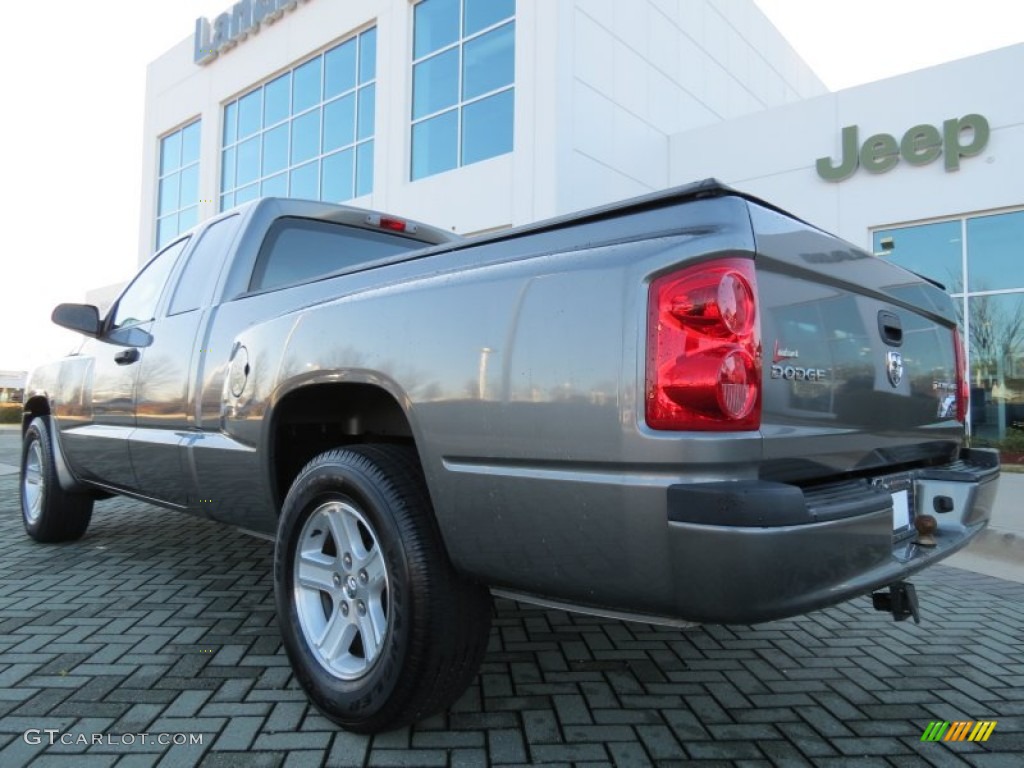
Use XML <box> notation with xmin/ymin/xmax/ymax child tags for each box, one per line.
<box><xmin>816</xmin><ymin>114</ymin><xmax>990</xmax><ymax>182</ymax></box>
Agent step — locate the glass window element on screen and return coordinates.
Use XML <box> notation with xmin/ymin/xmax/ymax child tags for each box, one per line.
<box><xmin>263</xmin><ymin>123</ymin><xmax>289</xmax><ymax>175</ymax></box>
<box><xmin>967</xmin><ymin>211</ymin><xmax>1024</xmax><ymax>293</ymax></box>
<box><xmin>250</xmin><ymin>218</ymin><xmax>423</xmax><ymax>292</ymax></box>
<box><xmin>413</xmin><ymin>48</ymin><xmax>460</xmax><ymax>119</ymax></box>
<box><xmin>322</xmin><ymin>149</ymin><xmax>354</xmax><ymax>203</ymax></box>
<box><xmin>414</xmin><ymin>0</ymin><xmax>460</xmax><ymax>59</ymax></box>
<box><xmin>462</xmin><ymin>22</ymin><xmax>514</xmax><ymax>100</ymax></box>
<box><xmin>293</xmin><ymin>57</ymin><xmax>323</xmax><ymax>113</ymax></box>
<box><xmin>221</xmin><ymin>28</ymin><xmax>377</xmax><ymax>208</ymax></box>
<box><xmin>874</xmin><ymin>209</ymin><xmax>1024</xmax><ymax>441</ymax></box>
<box><xmin>112</xmin><ymin>239</ymin><xmax>189</xmax><ymax>328</ymax></box>
<box><xmin>873</xmin><ymin>221</ymin><xmax>963</xmax><ymax>292</ymax></box>
<box><xmin>264</xmin><ymin>73</ymin><xmax>291</xmax><ymax>127</ymax></box>
<box><xmin>359</xmin><ymin>28</ymin><xmax>377</xmax><ymax>83</ymax></box>
<box><xmin>324</xmin><ymin>94</ymin><xmax>356</xmax><ymax>152</ymax></box>
<box><xmin>465</xmin><ymin>0</ymin><xmax>515</xmax><ymax>35</ymax></box>
<box><xmin>356</xmin><ymin>141</ymin><xmax>374</xmax><ymax>197</ymax></box>
<box><xmin>968</xmin><ymin>292</ymin><xmax>1024</xmax><ymax>441</ymax></box>
<box><xmin>411</xmin><ymin>0</ymin><xmax>515</xmax><ymax>180</ymax></box>
<box><xmin>290</xmin><ymin>161</ymin><xmax>320</xmax><ymax>200</ymax></box>
<box><xmin>412</xmin><ymin>110</ymin><xmax>458</xmax><ymax>180</ymax></box>
<box><xmin>325</xmin><ymin>40</ymin><xmax>357</xmax><ymax>98</ymax></box>
<box><xmin>169</xmin><ymin>215</ymin><xmax>240</xmax><ymax>315</ymax></box>
<box><xmin>156</xmin><ymin>120</ymin><xmax>202</xmax><ymax>249</ymax></box>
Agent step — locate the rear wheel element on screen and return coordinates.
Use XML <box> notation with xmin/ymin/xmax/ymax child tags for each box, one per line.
<box><xmin>275</xmin><ymin>444</ymin><xmax>492</xmax><ymax>733</ymax></box>
<box><xmin>20</xmin><ymin>417</ymin><xmax>93</xmax><ymax>542</ymax></box>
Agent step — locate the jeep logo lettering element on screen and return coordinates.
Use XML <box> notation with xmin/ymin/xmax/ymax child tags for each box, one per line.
<box><xmin>770</xmin><ymin>365</ymin><xmax>828</xmax><ymax>382</ymax></box>
<box><xmin>817</xmin><ymin>114</ymin><xmax>990</xmax><ymax>182</ymax></box>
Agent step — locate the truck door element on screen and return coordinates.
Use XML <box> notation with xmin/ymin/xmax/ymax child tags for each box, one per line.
<box><xmin>60</xmin><ymin>238</ymin><xmax>190</xmax><ymax>490</ymax></box>
<box><xmin>130</xmin><ymin>214</ymin><xmax>241</xmax><ymax>506</ymax></box>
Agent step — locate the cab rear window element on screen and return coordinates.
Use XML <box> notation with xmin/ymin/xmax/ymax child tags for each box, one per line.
<box><xmin>249</xmin><ymin>217</ymin><xmax>421</xmax><ymax>292</ymax></box>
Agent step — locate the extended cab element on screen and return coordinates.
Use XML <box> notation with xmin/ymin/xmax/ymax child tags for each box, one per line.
<box><xmin>19</xmin><ymin>181</ymin><xmax>1000</xmax><ymax>732</ymax></box>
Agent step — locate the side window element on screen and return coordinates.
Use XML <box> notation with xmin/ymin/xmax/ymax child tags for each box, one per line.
<box><xmin>168</xmin><ymin>215</ymin><xmax>240</xmax><ymax>315</ymax></box>
<box><xmin>249</xmin><ymin>218</ymin><xmax>419</xmax><ymax>292</ymax></box>
<box><xmin>110</xmin><ymin>238</ymin><xmax>189</xmax><ymax>329</ymax></box>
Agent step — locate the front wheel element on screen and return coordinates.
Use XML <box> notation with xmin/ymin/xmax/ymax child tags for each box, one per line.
<box><xmin>20</xmin><ymin>417</ymin><xmax>93</xmax><ymax>542</ymax></box>
<box><xmin>274</xmin><ymin>444</ymin><xmax>492</xmax><ymax>733</ymax></box>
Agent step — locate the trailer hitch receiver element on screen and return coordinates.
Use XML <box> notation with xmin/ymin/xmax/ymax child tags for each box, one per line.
<box><xmin>871</xmin><ymin>581</ymin><xmax>920</xmax><ymax>624</ymax></box>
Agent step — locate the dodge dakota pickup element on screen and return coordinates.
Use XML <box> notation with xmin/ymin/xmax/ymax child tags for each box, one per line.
<box><xmin>19</xmin><ymin>180</ymin><xmax>1000</xmax><ymax>732</ymax></box>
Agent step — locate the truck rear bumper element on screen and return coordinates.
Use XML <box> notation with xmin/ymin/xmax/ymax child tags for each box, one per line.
<box><xmin>665</xmin><ymin>448</ymin><xmax>1000</xmax><ymax>624</ymax></box>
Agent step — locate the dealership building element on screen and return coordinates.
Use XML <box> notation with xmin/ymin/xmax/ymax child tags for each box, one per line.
<box><xmin>135</xmin><ymin>0</ymin><xmax>1023</xmax><ymax>439</ymax></box>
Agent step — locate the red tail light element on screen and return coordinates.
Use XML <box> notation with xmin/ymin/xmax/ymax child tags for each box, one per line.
<box><xmin>953</xmin><ymin>326</ymin><xmax>968</xmax><ymax>424</ymax></box>
<box><xmin>646</xmin><ymin>257</ymin><xmax>761</xmax><ymax>430</ymax></box>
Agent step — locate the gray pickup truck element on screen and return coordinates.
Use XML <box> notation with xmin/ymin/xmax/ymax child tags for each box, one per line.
<box><xmin>20</xmin><ymin>180</ymin><xmax>999</xmax><ymax>732</ymax></box>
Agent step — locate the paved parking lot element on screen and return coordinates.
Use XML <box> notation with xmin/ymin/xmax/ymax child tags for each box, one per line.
<box><xmin>1</xmin><ymin>430</ymin><xmax>1023</xmax><ymax>767</ymax></box>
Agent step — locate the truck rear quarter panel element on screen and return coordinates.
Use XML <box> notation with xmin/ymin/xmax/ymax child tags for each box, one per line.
<box><xmin>225</xmin><ymin>196</ymin><xmax>759</xmax><ymax>611</ymax></box>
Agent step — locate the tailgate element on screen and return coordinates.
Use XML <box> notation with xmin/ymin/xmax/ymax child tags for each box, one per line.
<box><xmin>748</xmin><ymin>203</ymin><xmax>964</xmax><ymax>482</ymax></box>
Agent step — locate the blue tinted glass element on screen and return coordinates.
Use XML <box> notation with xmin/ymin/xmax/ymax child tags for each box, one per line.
<box><xmin>967</xmin><ymin>211</ymin><xmax>1024</xmax><ymax>292</ymax></box>
<box><xmin>415</xmin><ymin>0</ymin><xmax>460</xmax><ymax>59</ymax></box>
<box><xmin>325</xmin><ymin>39</ymin><xmax>357</xmax><ymax>98</ymax></box>
<box><xmin>968</xmin><ymin>292</ymin><xmax>1024</xmax><ymax>441</ymax></box>
<box><xmin>462</xmin><ymin>89</ymin><xmax>514</xmax><ymax>165</ymax></box>
<box><xmin>221</xmin><ymin>147</ymin><xmax>236</xmax><ymax>192</ymax></box>
<box><xmin>179</xmin><ymin>164</ymin><xmax>200</xmax><ymax>207</ymax></box>
<box><xmin>322</xmin><ymin>149</ymin><xmax>354</xmax><ymax>202</ymax></box>
<box><xmin>235</xmin><ymin>183</ymin><xmax>259</xmax><ymax>204</ymax></box>
<box><xmin>291</xmin><ymin>110</ymin><xmax>320</xmax><ymax>164</ymax></box>
<box><xmin>265</xmin><ymin>73</ymin><xmax>291</xmax><ymax>127</ymax></box>
<box><xmin>411</xmin><ymin>109</ymin><xmax>458</xmax><ymax>180</ymax></box>
<box><xmin>357</xmin><ymin>85</ymin><xmax>375</xmax><ymax>140</ymax></box>
<box><xmin>236</xmin><ymin>136</ymin><xmax>261</xmax><ymax>186</ymax></box>
<box><xmin>220</xmin><ymin>192</ymin><xmax>234</xmax><ymax>211</ymax></box>
<box><xmin>290</xmin><ymin>161</ymin><xmax>319</xmax><ymax>200</ymax></box>
<box><xmin>413</xmin><ymin>48</ymin><xmax>459</xmax><ymax>119</ymax></box>
<box><xmin>463</xmin><ymin>22</ymin><xmax>514</xmax><ymax>100</ymax></box>
<box><xmin>157</xmin><ymin>215</ymin><xmax>178</xmax><ymax>249</ymax></box>
<box><xmin>261</xmin><ymin>173</ymin><xmax>288</xmax><ymax>197</ymax></box>
<box><xmin>158</xmin><ymin>174</ymin><xmax>180</xmax><ymax>215</ymax></box>
<box><xmin>359</xmin><ymin>28</ymin><xmax>377</xmax><ymax>83</ymax></box>
<box><xmin>293</xmin><ymin>57</ymin><xmax>322</xmax><ymax>113</ymax></box>
<box><xmin>223</xmin><ymin>102</ymin><xmax>238</xmax><ymax>145</ymax></box>
<box><xmin>323</xmin><ymin>94</ymin><xmax>355</xmax><ymax>152</ymax></box>
<box><xmin>238</xmin><ymin>90</ymin><xmax>262</xmax><ymax>138</ymax></box>
<box><xmin>873</xmin><ymin>221</ymin><xmax>962</xmax><ymax>292</ymax></box>
<box><xmin>465</xmin><ymin>0</ymin><xmax>515</xmax><ymax>35</ymax></box>
<box><xmin>356</xmin><ymin>141</ymin><xmax>374</xmax><ymax>197</ymax></box>
<box><xmin>160</xmin><ymin>132</ymin><xmax>182</xmax><ymax>175</ymax></box>
<box><xmin>181</xmin><ymin>121</ymin><xmax>201</xmax><ymax>165</ymax></box>
<box><xmin>178</xmin><ymin>206</ymin><xmax>199</xmax><ymax>232</ymax></box>
<box><xmin>263</xmin><ymin>123</ymin><xmax>289</xmax><ymax>175</ymax></box>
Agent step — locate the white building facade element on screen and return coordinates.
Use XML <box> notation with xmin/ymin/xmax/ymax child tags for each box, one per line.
<box><xmin>138</xmin><ymin>0</ymin><xmax>1023</xmax><ymax>440</ymax></box>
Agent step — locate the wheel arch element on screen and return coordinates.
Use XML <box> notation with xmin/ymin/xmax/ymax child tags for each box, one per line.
<box><xmin>265</xmin><ymin>380</ymin><xmax>428</xmax><ymax>512</ymax></box>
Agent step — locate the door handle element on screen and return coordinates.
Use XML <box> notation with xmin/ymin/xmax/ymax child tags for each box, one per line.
<box><xmin>114</xmin><ymin>348</ymin><xmax>140</xmax><ymax>365</ymax></box>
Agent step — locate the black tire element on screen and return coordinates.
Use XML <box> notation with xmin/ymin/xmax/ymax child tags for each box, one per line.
<box><xmin>274</xmin><ymin>444</ymin><xmax>492</xmax><ymax>733</ymax></box>
<box><xmin>20</xmin><ymin>417</ymin><xmax>93</xmax><ymax>543</ymax></box>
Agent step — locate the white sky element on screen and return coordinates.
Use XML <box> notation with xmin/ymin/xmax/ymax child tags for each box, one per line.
<box><xmin>1</xmin><ymin>0</ymin><xmax>1022</xmax><ymax>374</ymax></box>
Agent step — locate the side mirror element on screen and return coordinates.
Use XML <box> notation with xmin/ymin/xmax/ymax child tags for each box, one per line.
<box><xmin>106</xmin><ymin>325</ymin><xmax>154</xmax><ymax>348</ymax></box>
<box><xmin>51</xmin><ymin>303</ymin><xmax>101</xmax><ymax>338</ymax></box>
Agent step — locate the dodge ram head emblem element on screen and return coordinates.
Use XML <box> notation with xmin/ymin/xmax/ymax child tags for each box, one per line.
<box><xmin>886</xmin><ymin>351</ymin><xmax>904</xmax><ymax>387</ymax></box>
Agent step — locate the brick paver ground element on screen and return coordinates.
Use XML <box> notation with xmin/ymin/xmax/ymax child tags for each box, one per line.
<box><xmin>1</xmin><ymin>472</ymin><xmax>1022</xmax><ymax>767</ymax></box>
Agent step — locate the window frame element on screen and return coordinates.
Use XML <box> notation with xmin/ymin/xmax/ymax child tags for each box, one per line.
<box><xmin>219</xmin><ymin>26</ymin><xmax>378</xmax><ymax>211</ymax></box>
<box><xmin>156</xmin><ymin>119</ymin><xmax>202</xmax><ymax>250</ymax></box>
<box><xmin>108</xmin><ymin>237</ymin><xmax>191</xmax><ymax>331</ymax></box>
<box><xmin>410</xmin><ymin>0</ymin><xmax>516</xmax><ymax>180</ymax></box>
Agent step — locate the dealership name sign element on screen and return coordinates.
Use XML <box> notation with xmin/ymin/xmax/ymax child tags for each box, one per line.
<box><xmin>194</xmin><ymin>0</ymin><xmax>312</xmax><ymax>65</ymax></box>
<box><xmin>816</xmin><ymin>114</ymin><xmax>990</xmax><ymax>182</ymax></box>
